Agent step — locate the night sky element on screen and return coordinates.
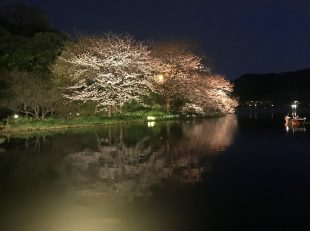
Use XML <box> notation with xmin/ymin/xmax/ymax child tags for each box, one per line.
<box><xmin>1</xmin><ymin>0</ymin><xmax>310</xmax><ymax>79</ymax></box>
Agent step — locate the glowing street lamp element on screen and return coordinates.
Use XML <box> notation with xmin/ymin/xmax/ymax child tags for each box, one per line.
<box><xmin>291</xmin><ymin>104</ymin><xmax>297</xmax><ymax>109</ymax></box>
<box><xmin>157</xmin><ymin>74</ymin><xmax>164</xmax><ymax>83</ymax></box>
<box><xmin>13</xmin><ymin>114</ymin><xmax>19</xmax><ymax>119</ymax></box>
<box><xmin>291</xmin><ymin>101</ymin><xmax>299</xmax><ymax>118</ymax></box>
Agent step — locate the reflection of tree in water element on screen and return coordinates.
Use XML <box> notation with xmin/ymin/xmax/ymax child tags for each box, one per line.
<box><xmin>0</xmin><ymin>116</ymin><xmax>238</xmax><ymax>231</ymax></box>
<box><xmin>0</xmin><ymin>137</ymin><xmax>5</xmax><ymax>153</ymax></box>
<box><xmin>181</xmin><ymin>115</ymin><xmax>238</xmax><ymax>154</ymax></box>
<box><xmin>66</xmin><ymin>115</ymin><xmax>238</xmax><ymax>204</ymax></box>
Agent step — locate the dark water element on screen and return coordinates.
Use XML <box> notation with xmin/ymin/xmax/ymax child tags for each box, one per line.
<box><xmin>0</xmin><ymin>111</ymin><xmax>310</xmax><ymax>231</ymax></box>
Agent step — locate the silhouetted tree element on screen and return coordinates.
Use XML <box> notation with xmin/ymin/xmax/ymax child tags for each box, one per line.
<box><xmin>1</xmin><ymin>71</ymin><xmax>62</xmax><ymax>119</ymax></box>
<box><xmin>0</xmin><ymin>4</ymin><xmax>52</xmax><ymax>36</ymax></box>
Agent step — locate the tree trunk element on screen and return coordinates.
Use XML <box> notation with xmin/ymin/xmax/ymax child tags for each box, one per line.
<box><xmin>165</xmin><ymin>99</ymin><xmax>171</xmax><ymax>112</ymax></box>
<box><xmin>23</xmin><ymin>104</ymin><xmax>28</xmax><ymax>118</ymax></box>
<box><xmin>33</xmin><ymin>106</ymin><xmax>40</xmax><ymax>120</ymax></box>
<box><xmin>119</xmin><ymin>127</ymin><xmax>123</xmax><ymax>144</ymax></box>
<box><xmin>108</xmin><ymin>128</ymin><xmax>112</xmax><ymax>144</ymax></box>
<box><xmin>107</xmin><ymin>105</ymin><xmax>112</xmax><ymax>117</ymax></box>
<box><xmin>119</xmin><ymin>103</ymin><xmax>122</xmax><ymax>113</ymax></box>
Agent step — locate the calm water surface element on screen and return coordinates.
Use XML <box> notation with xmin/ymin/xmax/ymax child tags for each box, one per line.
<box><xmin>1</xmin><ymin>110</ymin><xmax>310</xmax><ymax>231</ymax></box>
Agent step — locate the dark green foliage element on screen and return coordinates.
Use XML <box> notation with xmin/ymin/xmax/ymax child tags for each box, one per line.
<box><xmin>123</xmin><ymin>97</ymin><xmax>164</xmax><ymax>113</ymax></box>
<box><xmin>0</xmin><ymin>4</ymin><xmax>69</xmax><ymax>74</ymax></box>
<box><xmin>0</xmin><ymin>4</ymin><xmax>69</xmax><ymax>118</ymax></box>
<box><xmin>0</xmin><ymin>29</ymin><xmax>68</xmax><ymax>74</ymax></box>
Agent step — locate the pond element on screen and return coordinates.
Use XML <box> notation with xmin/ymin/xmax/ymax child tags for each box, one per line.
<box><xmin>0</xmin><ymin>111</ymin><xmax>310</xmax><ymax>231</ymax></box>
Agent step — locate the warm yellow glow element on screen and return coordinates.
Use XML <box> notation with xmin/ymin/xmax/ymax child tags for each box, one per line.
<box><xmin>147</xmin><ymin>116</ymin><xmax>156</xmax><ymax>121</ymax></box>
<box><xmin>157</xmin><ymin>74</ymin><xmax>164</xmax><ymax>83</ymax></box>
<box><xmin>13</xmin><ymin>114</ymin><xmax>19</xmax><ymax>119</ymax></box>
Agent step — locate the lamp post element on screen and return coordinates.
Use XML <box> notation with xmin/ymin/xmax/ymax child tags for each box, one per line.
<box><xmin>291</xmin><ymin>101</ymin><xmax>299</xmax><ymax>118</ymax></box>
<box><xmin>157</xmin><ymin>74</ymin><xmax>164</xmax><ymax>84</ymax></box>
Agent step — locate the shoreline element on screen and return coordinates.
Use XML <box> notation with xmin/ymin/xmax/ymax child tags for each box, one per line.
<box><xmin>0</xmin><ymin>112</ymin><xmax>224</xmax><ymax>135</ymax></box>
<box><xmin>0</xmin><ymin>117</ymin><xmax>175</xmax><ymax>134</ymax></box>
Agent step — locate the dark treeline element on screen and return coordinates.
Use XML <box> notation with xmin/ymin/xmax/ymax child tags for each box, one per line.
<box><xmin>0</xmin><ymin>4</ymin><xmax>68</xmax><ymax>73</ymax></box>
<box><xmin>0</xmin><ymin>4</ymin><xmax>68</xmax><ymax>119</ymax></box>
<box><xmin>234</xmin><ymin>69</ymin><xmax>310</xmax><ymax>106</ymax></box>
<box><xmin>0</xmin><ymin>4</ymin><xmax>56</xmax><ymax>36</ymax></box>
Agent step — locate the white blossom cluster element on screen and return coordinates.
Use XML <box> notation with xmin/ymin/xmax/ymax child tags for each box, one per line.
<box><xmin>52</xmin><ymin>34</ymin><xmax>156</xmax><ymax>112</ymax></box>
<box><xmin>188</xmin><ymin>75</ymin><xmax>238</xmax><ymax>114</ymax></box>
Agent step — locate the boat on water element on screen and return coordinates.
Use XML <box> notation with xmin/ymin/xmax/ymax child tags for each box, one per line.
<box><xmin>284</xmin><ymin>101</ymin><xmax>306</xmax><ymax>126</ymax></box>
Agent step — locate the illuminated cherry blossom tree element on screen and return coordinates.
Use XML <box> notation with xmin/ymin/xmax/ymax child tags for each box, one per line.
<box><xmin>189</xmin><ymin>74</ymin><xmax>238</xmax><ymax>114</ymax></box>
<box><xmin>205</xmin><ymin>75</ymin><xmax>238</xmax><ymax>113</ymax></box>
<box><xmin>150</xmin><ymin>41</ymin><xmax>206</xmax><ymax>111</ymax></box>
<box><xmin>52</xmin><ymin>36</ymin><xmax>237</xmax><ymax>116</ymax></box>
<box><xmin>52</xmin><ymin>34</ymin><xmax>156</xmax><ymax>116</ymax></box>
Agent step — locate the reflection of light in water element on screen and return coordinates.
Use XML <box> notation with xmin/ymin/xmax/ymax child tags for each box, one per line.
<box><xmin>0</xmin><ymin>137</ymin><xmax>5</xmax><ymax>144</ymax></box>
<box><xmin>285</xmin><ymin>125</ymin><xmax>306</xmax><ymax>134</ymax></box>
<box><xmin>182</xmin><ymin>115</ymin><xmax>238</xmax><ymax>154</ymax></box>
<box><xmin>0</xmin><ymin>137</ymin><xmax>5</xmax><ymax>153</ymax></box>
<box><xmin>147</xmin><ymin>121</ymin><xmax>155</xmax><ymax>127</ymax></box>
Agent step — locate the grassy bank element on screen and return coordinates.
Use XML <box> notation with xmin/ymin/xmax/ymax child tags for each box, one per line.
<box><xmin>0</xmin><ymin>110</ymin><xmax>224</xmax><ymax>133</ymax></box>
<box><xmin>0</xmin><ymin>111</ymin><xmax>178</xmax><ymax>133</ymax></box>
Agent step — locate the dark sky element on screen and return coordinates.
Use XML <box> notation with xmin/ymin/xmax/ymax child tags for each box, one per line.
<box><xmin>2</xmin><ymin>0</ymin><xmax>310</xmax><ymax>79</ymax></box>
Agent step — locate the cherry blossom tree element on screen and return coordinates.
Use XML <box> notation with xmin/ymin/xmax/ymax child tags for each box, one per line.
<box><xmin>205</xmin><ymin>75</ymin><xmax>238</xmax><ymax>113</ymax></box>
<box><xmin>150</xmin><ymin>41</ymin><xmax>237</xmax><ymax>114</ymax></box>
<box><xmin>188</xmin><ymin>74</ymin><xmax>238</xmax><ymax>114</ymax></box>
<box><xmin>52</xmin><ymin>34</ymin><xmax>157</xmax><ymax>117</ymax></box>
<box><xmin>150</xmin><ymin>41</ymin><xmax>206</xmax><ymax>111</ymax></box>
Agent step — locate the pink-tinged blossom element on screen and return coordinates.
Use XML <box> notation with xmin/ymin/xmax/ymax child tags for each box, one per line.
<box><xmin>190</xmin><ymin>74</ymin><xmax>238</xmax><ymax>114</ymax></box>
